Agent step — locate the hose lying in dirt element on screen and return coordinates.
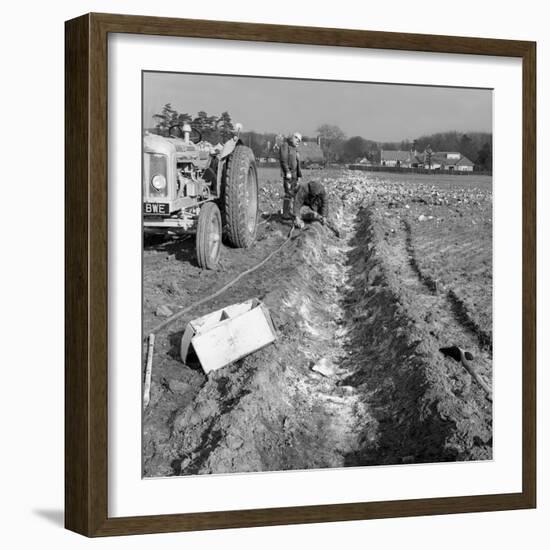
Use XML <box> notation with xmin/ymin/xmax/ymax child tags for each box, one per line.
<box><xmin>148</xmin><ymin>225</ymin><xmax>295</xmax><ymax>336</ymax></box>
<box><xmin>258</xmin><ymin>213</ymin><xmax>274</xmax><ymax>226</ymax></box>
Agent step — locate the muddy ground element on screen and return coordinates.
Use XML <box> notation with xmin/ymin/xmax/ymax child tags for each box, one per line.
<box><xmin>142</xmin><ymin>168</ymin><xmax>493</xmax><ymax>477</ymax></box>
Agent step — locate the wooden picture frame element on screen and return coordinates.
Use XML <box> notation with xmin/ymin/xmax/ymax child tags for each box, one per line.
<box><xmin>65</xmin><ymin>12</ymin><xmax>536</xmax><ymax>537</ymax></box>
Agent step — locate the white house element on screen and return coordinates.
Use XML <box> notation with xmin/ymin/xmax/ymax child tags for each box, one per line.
<box><xmin>454</xmin><ymin>156</ymin><xmax>475</xmax><ymax>172</ymax></box>
<box><xmin>424</xmin><ymin>151</ymin><xmax>474</xmax><ymax>172</ymax></box>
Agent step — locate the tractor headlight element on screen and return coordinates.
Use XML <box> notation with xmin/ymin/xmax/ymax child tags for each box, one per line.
<box><xmin>151</xmin><ymin>174</ymin><xmax>167</xmax><ymax>191</ymax></box>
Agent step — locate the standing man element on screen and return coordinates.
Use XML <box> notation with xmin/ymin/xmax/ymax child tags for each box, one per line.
<box><xmin>279</xmin><ymin>132</ymin><xmax>302</xmax><ymax>218</ymax></box>
<box><xmin>292</xmin><ymin>179</ymin><xmax>327</xmax><ymax>229</ymax></box>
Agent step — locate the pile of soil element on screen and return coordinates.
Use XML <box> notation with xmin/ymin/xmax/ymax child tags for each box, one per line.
<box><xmin>143</xmin><ymin>171</ymin><xmax>493</xmax><ymax>477</ymax></box>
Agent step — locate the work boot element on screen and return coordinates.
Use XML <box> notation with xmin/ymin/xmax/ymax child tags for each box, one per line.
<box><xmin>282</xmin><ymin>197</ymin><xmax>293</xmax><ymax>219</ymax></box>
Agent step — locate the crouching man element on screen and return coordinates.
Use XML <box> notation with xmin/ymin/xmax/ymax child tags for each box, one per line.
<box><xmin>293</xmin><ymin>180</ymin><xmax>327</xmax><ymax>229</ymax></box>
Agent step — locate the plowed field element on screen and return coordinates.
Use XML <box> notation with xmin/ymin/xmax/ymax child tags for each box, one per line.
<box><xmin>143</xmin><ymin>168</ymin><xmax>493</xmax><ymax>476</ymax></box>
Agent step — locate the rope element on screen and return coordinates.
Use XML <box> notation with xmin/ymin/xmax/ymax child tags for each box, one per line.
<box><xmin>148</xmin><ymin>225</ymin><xmax>295</xmax><ymax>336</ymax></box>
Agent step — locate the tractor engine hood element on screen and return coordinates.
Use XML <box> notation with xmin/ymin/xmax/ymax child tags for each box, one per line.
<box><xmin>143</xmin><ymin>132</ymin><xmax>203</xmax><ymax>160</ymax></box>
<box><xmin>144</xmin><ymin>132</ymin><xmax>177</xmax><ymax>156</ymax></box>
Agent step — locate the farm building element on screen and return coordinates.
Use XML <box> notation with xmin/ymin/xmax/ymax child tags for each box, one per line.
<box><xmin>379</xmin><ymin>149</ymin><xmax>475</xmax><ymax>171</ymax></box>
<box><xmin>454</xmin><ymin>156</ymin><xmax>475</xmax><ymax>171</ymax></box>
<box><xmin>381</xmin><ymin>150</ymin><xmax>416</xmax><ymax>167</ymax></box>
<box><xmin>424</xmin><ymin>151</ymin><xmax>474</xmax><ymax>172</ymax></box>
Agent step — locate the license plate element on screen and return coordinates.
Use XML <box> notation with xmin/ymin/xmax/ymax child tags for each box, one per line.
<box><xmin>143</xmin><ymin>202</ymin><xmax>169</xmax><ymax>215</ymax></box>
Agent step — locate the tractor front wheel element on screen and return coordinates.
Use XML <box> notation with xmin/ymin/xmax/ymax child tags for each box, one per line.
<box><xmin>196</xmin><ymin>202</ymin><xmax>222</xmax><ymax>269</ymax></box>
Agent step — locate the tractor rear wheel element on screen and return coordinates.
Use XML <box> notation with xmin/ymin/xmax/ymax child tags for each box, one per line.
<box><xmin>196</xmin><ymin>202</ymin><xmax>222</xmax><ymax>269</ymax></box>
<box><xmin>223</xmin><ymin>145</ymin><xmax>258</xmax><ymax>248</ymax></box>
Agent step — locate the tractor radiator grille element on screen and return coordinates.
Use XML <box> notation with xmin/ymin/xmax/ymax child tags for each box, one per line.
<box><xmin>145</xmin><ymin>153</ymin><xmax>168</xmax><ymax>197</ymax></box>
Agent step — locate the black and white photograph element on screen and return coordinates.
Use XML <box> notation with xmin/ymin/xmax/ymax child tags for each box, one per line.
<box><xmin>141</xmin><ymin>71</ymin><xmax>493</xmax><ymax>477</ymax></box>
<box><xmin>1</xmin><ymin>0</ymin><xmax>544</xmax><ymax>543</ymax></box>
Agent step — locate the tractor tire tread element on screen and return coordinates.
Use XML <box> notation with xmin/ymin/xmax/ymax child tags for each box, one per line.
<box><xmin>223</xmin><ymin>145</ymin><xmax>258</xmax><ymax>248</ymax></box>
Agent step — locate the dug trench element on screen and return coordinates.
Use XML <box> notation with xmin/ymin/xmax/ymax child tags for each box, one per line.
<box><xmin>143</xmin><ymin>188</ymin><xmax>492</xmax><ymax>477</ymax></box>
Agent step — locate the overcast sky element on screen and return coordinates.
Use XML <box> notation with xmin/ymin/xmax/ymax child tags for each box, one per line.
<box><xmin>143</xmin><ymin>72</ymin><xmax>492</xmax><ymax>142</ymax></box>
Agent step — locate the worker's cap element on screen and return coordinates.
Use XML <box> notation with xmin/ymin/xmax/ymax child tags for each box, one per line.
<box><xmin>292</xmin><ymin>132</ymin><xmax>303</xmax><ymax>142</ymax></box>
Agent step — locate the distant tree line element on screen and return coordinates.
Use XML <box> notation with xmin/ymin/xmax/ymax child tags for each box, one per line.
<box><xmin>149</xmin><ymin>105</ymin><xmax>492</xmax><ymax>171</ymax></box>
<box><xmin>151</xmin><ymin>103</ymin><xmax>236</xmax><ymax>144</ymax></box>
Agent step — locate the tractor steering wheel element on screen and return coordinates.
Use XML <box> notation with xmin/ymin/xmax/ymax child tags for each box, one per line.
<box><xmin>168</xmin><ymin>124</ymin><xmax>202</xmax><ymax>144</ymax></box>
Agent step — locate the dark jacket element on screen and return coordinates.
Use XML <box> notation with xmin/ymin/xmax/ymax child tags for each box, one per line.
<box><xmin>293</xmin><ymin>180</ymin><xmax>327</xmax><ymax>218</ymax></box>
<box><xmin>279</xmin><ymin>139</ymin><xmax>302</xmax><ymax>178</ymax></box>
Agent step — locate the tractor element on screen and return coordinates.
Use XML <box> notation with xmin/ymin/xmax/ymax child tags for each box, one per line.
<box><xmin>143</xmin><ymin>122</ymin><xmax>258</xmax><ymax>269</ymax></box>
